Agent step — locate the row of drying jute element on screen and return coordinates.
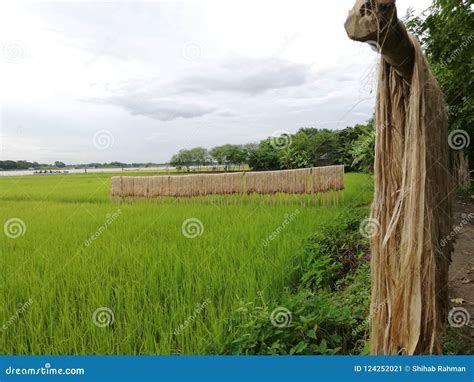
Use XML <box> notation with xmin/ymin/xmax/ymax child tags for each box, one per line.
<box><xmin>111</xmin><ymin>165</ymin><xmax>344</xmax><ymax>197</ymax></box>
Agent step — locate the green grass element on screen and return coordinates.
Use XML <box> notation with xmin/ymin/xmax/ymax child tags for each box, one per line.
<box><xmin>0</xmin><ymin>172</ymin><xmax>373</xmax><ymax>355</ymax></box>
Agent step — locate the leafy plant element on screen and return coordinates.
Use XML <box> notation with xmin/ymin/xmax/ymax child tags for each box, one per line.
<box><xmin>406</xmin><ymin>0</ymin><xmax>473</xmax><ymax>174</ymax></box>
<box><xmin>224</xmin><ymin>208</ymin><xmax>372</xmax><ymax>355</ymax></box>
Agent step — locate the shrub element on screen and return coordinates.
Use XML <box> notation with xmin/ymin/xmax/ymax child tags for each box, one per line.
<box><xmin>224</xmin><ymin>208</ymin><xmax>372</xmax><ymax>355</ymax></box>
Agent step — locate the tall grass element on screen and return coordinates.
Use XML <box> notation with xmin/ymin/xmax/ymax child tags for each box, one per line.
<box><xmin>0</xmin><ymin>172</ymin><xmax>373</xmax><ymax>354</ymax></box>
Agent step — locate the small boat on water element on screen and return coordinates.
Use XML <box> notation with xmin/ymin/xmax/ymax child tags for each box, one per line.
<box><xmin>33</xmin><ymin>170</ymin><xmax>70</xmax><ymax>175</ymax></box>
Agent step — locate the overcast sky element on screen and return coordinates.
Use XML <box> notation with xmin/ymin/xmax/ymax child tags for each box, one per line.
<box><xmin>0</xmin><ymin>0</ymin><xmax>432</xmax><ymax>164</ymax></box>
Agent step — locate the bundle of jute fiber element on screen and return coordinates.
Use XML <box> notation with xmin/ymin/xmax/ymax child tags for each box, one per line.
<box><xmin>220</xmin><ymin>172</ymin><xmax>244</xmax><ymax>195</ymax></box>
<box><xmin>323</xmin><ymin>167</ymin><xmax>331</xmax><ymax>191</ymax></box>
<box><xmin>169</xmin><ymin>174</ymin><xmax>192</xmax><ymax>197</ymax></box>
<box><xmin>196</xmin><ymin>173</ymin><xmax>240</xmax><ymax>196</ymax></box>
<box><xmin>345</xmin><ymin>0</ymin><xmax>453</xmax><ymax>354</ymax></box>
<box><xmin>121</xmin><ymin>176</ymin><xmax>135</xmax><ymax>197</ymax></box>
<box><xmin>283</xmin><ymin>168</ymin><xmax>312</xmax><ymax>194</ymax></box>
<box><xmin>270</xmin><ymin>170</ymin><xmax>285</xmax><ymax>193</ymax></box>
<box><xmin>200</xmin><ymin>174</ymin><xmax>218</xmax><ymax>195</ymax></box>
<box><xmin>112</xmin><ymin>167</ymin><xmax>343</xmax><ymax>197</ymax></box>
<box><xmin>245</xmin><ymin>171</ymin><xmax>278</xmax><ymax>194</ymax></box>
<box><xmin>311</xmin><ymin>167</ymin><xmax>321</xmax><ymax>193</ymax></box>
<box><xmin>259</xmin><ymin>170</ymin><xmax>280</xmax><ymax>193</ymax></box>
<box><xmin>111</xmin><ymin>176</ymin><xmax>122</xmax><ymax>197</ymax></box>
<box><xmin>452</xmin><ymin>151</ymin><xmax>470</xmax><ymax>188</ymax></box>
<box><xmin>325</xmin><ymin>166</ymin><xmax>334</xmax><ymax>191</ymax></box>
<box><xmin>311</xmin><ymin>165</ymin><xmax>344</xmax><ymax>193</ymax></box>
<box><xmin>371</xmin><ymin>35</ymin><xmax>453</xmax><ymax>355</ymax></box>
<box><xmin>190</xmin><ymin>174</ymin><xmax>206</xmax><ymax>196</ymax></box>
<box><xmin>244</xmin><ymin>171</ymin><xmax>263</xmax><ymax>194</ymax></box>
<box><xmin>151</xmin><ymin>176</ymin><xmax>170</xmax><ymax>197</ymax></box>
<box><xmin>328</xmin><ymin>165</ymin><xmax>345</xmax><ymax>191</ymax></box>
<box><xmin>140</xmin><ymin>176</ymin><xmax>151</xmax><ymax>197</ymax></box>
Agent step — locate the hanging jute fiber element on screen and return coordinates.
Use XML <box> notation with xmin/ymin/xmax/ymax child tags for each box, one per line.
<box><xmin>344</xmin><ymin>0</ymin><xmax>453</xmax><ymax>355</ymax></box>
<box><xmin>311</xmin><ymin>165</ymin><xmax>344</xmax><ymax>193</ymax></box>
<box><xmin>245</xmin><ymin>169</ymin><xmax>311</xmax><ymax>194</ymax></box>
<box><xmin>370</xmin><ymin>35</ymin><xmax>453</xmax><ymax>355</ymax></box>
<box><xmin>111</xmin><ymin>176</ymin><xmax>122</xmax><ymax>197</ymax></box>
<box><xmin>110</xmin><ymin>166</ymin><xmax>344</xmax><ymax>198</ymax></box>
<box><xmin>202</xmin><ymin>172</ymin><xmax>244</xmax><ymax>195</ymax></box>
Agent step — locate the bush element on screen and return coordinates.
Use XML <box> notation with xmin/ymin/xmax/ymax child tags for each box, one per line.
<box><xmin>299</xmin><ymin>209</ymin><xmax>368</xmax><ymax>290</ymax></box>
<box><xmin>224</xmin><ymin>208</ymin><xmax>372</xmax><ymax>355</ymax></box>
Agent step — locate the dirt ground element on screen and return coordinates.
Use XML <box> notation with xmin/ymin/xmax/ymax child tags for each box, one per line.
<box><xmin>449</xmin><ymin>195</ymin><xmax>474</xmax><ymax>346</ymax></box>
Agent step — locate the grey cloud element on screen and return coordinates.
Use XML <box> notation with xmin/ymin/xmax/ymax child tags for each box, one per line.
<box><xmin>86</xmin><ymin>57</ymin><xmax>313</xmax><ymax>121</ymax></box>
<box><xmin>89</xmin><ymin>95</ymin><xmax>216</xmax><ymax>121</ymax></box>
<box><xmin>177</xmin><ymin>58</ymin><xmax>312</xmax><ymax>95</ymax></box>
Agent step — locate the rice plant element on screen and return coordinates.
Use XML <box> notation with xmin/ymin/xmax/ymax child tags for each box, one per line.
<box><xmin>0</xmin><ymin>172</ymin><xmax>373</xmax><ymax>354</ymax></box>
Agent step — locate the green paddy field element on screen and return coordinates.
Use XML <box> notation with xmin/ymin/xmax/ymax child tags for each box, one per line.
<box><xmin>0</xmin><ymin>172</ymin><xmax>373</xmax><ymax>354</ymax></box>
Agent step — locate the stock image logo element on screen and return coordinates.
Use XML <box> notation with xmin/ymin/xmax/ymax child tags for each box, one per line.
<box><xmin>3</xmin><ymin>218</ymin><xmax>26</xmax><ymax>239</ymax></box>
<box><xmin>92</xmin><ymin>307</ymin><xmax>115</xmax><ymax>328</ymax></box>
<box><xmin>2</xmin><ymin>40</ymin><xmax>27</xmax><ymax>63</ymax></box>
<box><xmin>93</xmin><ymin>129</ymin><xmax>115</xmax><ymax>150</ymax></box>
<box><xmin>448</xmin><ymin>307</ymin><xmax>470</xmax><ymax>328</ymax></box>
<box><xmin>359</xmin><ymin>218</ymin><xmax>380</xmax><ymax>239</ymax></box>
<box><xmin>270</xmin><ymin>131</ymin><xmax>292</xmax><ymax>150</ymax></box>
<box><xmin>182</xmin><ymin>218</ymin><xmax>204</xmax><ymax>239</ymax></box>
<box><xmin>270</xmin><ymin>307</ymin><xmax>292</xmax><ymax>328</ymax></box>
<box><xmin>448</xmin><ymin>130</ymin><xmax>470</xmax><ymax>150</ymax></box>
<box><xmin>182</xmin><ymin>41</ymin><xmax>203</xmax><ymax>62</ymax></box>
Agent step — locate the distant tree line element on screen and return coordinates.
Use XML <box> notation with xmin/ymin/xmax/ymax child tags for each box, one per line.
<box><xmin>3</xmin><ymin>122</ymin><xmax>376</xmax><ymax>173</ymax></box>
<box><xmin>0</xmin><ymin>160</ymin><xmax>164</xmax><ymax>171</ymax></box>
<box><xmin>0</xmin><ymin>160</ymin><xmax>42</xmax><ymax>170</ymax></box>
<box><xmin>169</xmin><ymin>120</ymin><xmax>375</xmax><ymax>172</ymax></box>
<box><xmin>72</xmin><ymin>162</ymin><xmax>163</xmax><ymax>169</ymax></box>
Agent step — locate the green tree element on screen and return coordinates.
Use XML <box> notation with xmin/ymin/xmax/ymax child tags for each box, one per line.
<box><xmin>291</xmin><ymin>128</ymin><xmax>339</xmax><ymax>167</ymax></box>
<box><xmin>54</xmin><ymin>161</ymin><xmax>66</xmax><ymax>168</ymax></box>
<box><xmin>170</xmin><ymin>149</ymin><xmax>194</xmax><ymax>171</ymax></box>
<box><xmin>350</xmin><ymin>128</ymin><xmax>376</xmax><ymax>173</ymax></box>
<box><xmin>210</xmin><ymin>144</ymin><xmax>247</xmax><ymax>170</ymax></box>
<box><xmin>248</xmin><ymin>140</ymin><xmax>281</xmax><ymax>171</ymax></box>
<box><xmin>209</xmin><ymin>145</ymin><xmax>228</xmax><ymax>166</ymax></box>
<box><xmin>407</xmin><ymin>0</ymin><xmax>473</xmax><ymax>183</ymax></box>
<box><xmin>279</xmin><ymin>147</ymin><xmax>310</xmax><ymax>169</ymax></box>
<box><xmin>0</xmin><ymin>160</ymin><xmax>17</xmax><ymax>170</ymax></box>
<box><xmin>336</xmin><ymin>122</ymin><xmax>374</xmax><ymax>171</ymax></box>
<box><xmin>188</xmin><ymin>147</ymin><xmax>209</xmax><ymax>170</ymax></box>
